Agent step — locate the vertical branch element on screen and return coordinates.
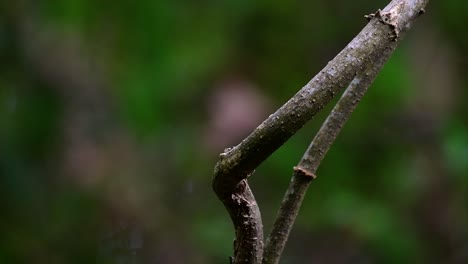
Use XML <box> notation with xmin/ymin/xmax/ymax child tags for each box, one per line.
<box><xmin>224</xmin><ymin>182</ymin><xmax>264</xmax><ymax>264</ymax></box>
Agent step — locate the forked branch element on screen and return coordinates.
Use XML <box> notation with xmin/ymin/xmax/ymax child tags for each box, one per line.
<box><xmin>213</xmin><ymin>1</ymin><xmax>429</xmax><ymax>263</ymax></box>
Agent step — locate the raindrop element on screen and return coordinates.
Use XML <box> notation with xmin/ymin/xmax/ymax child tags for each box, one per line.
<box><xmin>7</xmin><ymin>93</ymin><xmax>17</xmax><ymax>113</ymax></box>
<box><xmin>186</xmin><ymin>180</ymin><xmax>193</xmax><ymax>194</ymax></box>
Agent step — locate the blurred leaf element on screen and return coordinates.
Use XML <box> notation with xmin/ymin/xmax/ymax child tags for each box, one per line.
<box><xmin>444</xmin><ymin>119</ymin><xmax>468</xmax><ymax>178</ymax></box>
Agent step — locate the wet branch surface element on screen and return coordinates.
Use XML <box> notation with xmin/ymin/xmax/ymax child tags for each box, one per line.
<box><xmin>212</xmin><ymin>1</ymin><xmax>429</xmax><ymax>263</ymax></box>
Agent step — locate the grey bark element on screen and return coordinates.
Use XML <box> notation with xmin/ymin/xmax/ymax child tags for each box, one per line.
<box><xmin>262</xmin><ymin>34</ymin><xmax>400</xmax><ymax>264</ymax></box>
<box><xmin>213</xmin><ymin>1</ymin><xmax>430</xmax><ymax>263</ymax></box>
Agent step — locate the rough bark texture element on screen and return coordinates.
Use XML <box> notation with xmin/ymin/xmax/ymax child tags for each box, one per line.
<box><xmin>228</xmin><ymin>182</ymin><xmax>264</xmax><ymax>264</ymax></box>
<box><xmin>213</xmin><ymin>1</ymin><xmax>429</xmax><ymax>263</ymax></box>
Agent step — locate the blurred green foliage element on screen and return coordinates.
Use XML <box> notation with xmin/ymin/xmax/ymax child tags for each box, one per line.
<box><xmin>1</xmin><ymin>0</ymin><xmax>467</xmax><ymax>263</ymax></box>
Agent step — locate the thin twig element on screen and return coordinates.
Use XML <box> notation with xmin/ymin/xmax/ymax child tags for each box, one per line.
<box><xmin>262</xmin><ymin>50</ymin><xmax>392</xmax><ymax>264</ymax></box>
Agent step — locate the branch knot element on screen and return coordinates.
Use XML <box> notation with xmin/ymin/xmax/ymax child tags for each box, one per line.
<box><xmin>293</xmin><ymin>166</ymin><xmax>317</xmax><ymax>180</ymax></box>
<box><xmin>365</xmin><ymin>7</ymin><xmax>402</xmax><ymax>41</ymax></box>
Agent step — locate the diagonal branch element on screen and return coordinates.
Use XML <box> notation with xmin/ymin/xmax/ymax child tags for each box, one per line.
<box><xmin>262</xmin><ymin>38</ymin><xmax>398</xmax><ymax>264</ymax></box>
<box><xmin>213</xmin><ymin>1</ymin><xmax>429</xmax><ymax>263</ymax></box>
<box><xmin>261</xmin><ymin>2</ymin><xmax>429</xmax><ymax>263</ymax></box>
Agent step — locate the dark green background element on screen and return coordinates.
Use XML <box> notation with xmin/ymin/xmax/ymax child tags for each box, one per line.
<box><xmin>1</xmin><ymin>0</ymin><xmax>467</xmax><ymax>263</ymax></box>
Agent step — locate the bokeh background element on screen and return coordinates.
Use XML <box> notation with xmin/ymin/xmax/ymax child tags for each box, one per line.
<box><xmin>1</xmin><ymin>0</ymin><xmax>467</xmax><ymax>263</ymax></box>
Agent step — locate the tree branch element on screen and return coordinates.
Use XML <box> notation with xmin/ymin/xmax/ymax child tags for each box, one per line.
<box><xmin>227</xmin><ymin>181</ymin><xmax>264</xmax><ymax>264</ymax></box>
<box><xmin>213</xmin><ymin>1</ymin><xmax>429</xmax><ymax>263</ymax></box>
<box><xmin>262</xmin><ymin>37</ymin><xmax>399</xmax><ymax>264</ymax></box>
